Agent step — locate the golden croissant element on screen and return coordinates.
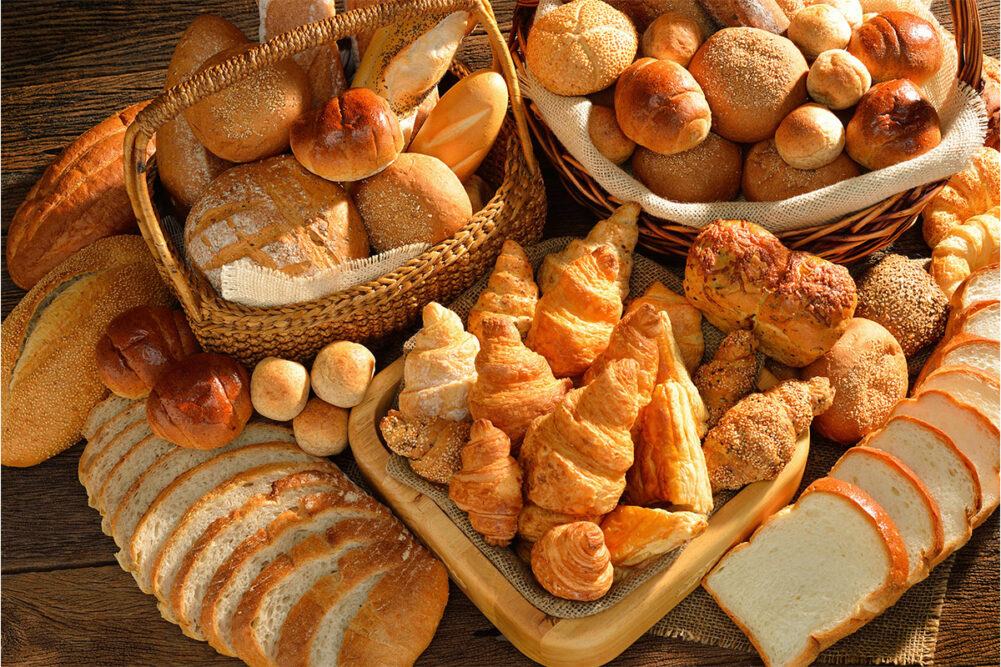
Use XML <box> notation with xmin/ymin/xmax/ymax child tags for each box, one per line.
<box><xmin>703</xmin><ymin>377</ymin><xmax>834</xmax><ymax>493</ymax></box>
<box><xmin>626</xmin><ymin>281</ymin><xmax>704</xmax><ymax>373</ymax></box>
<box><xmin>693</xmin><ymin>329</ymin><xmax>759</xmax><ymax>428</ymax></box>
<box><xmin>931</xmin><ymin>206</ymin><xmax>1000</xmax><ymax>297</ymax></box>
<box><xmin>448</xmin><ymin>420</ymin><xmax>524</xmax><ymax>546</ymax></box>
<box><xmin>538</xmin><ymin>202</ymin><xmax>640</xmax><ymax>300</ymax></box>
<box><xmin>468</xmin><ymin>315</ymin><xmax>572</xmax><ymax>452</ymax></box>
<box><xmin>528</xmin><ymin>245</ymin><xmax>623</xmax><ymax>378</ymax></box>
<box><xmin>922</xmin><ymin>147</ymin><xmax>1000</xmax><ymax>247</ymax></box>
<box><xmin>520</xmin><ymin>359</ymin><xmax>642</xmax><ymax>516</ymax></box>
<box><xmin>625</xmin><ymin>380</ymin><xmax>713</xmax><ymax>514</ymax></box>
<box><xmin>468</xmin><ymin>240</ymin><xmax>539</xmax><ymax>342</ymax></box>
<box><xmin>531</xmin><ymin>521</ymin><xmax>614</xmax><ymax>601</ymax></box>
<box><xmin>516</xmin><ymin>501</ymin><xmax>602</xmax><ymax>550</ymax></box>
<box><xmin>600</xmin><ymin>505</ymin><xmax>708</xmax><ymax>570</ymax></box>
<box><xmin>399</xmin><ymin>302</ymin><xmax>479</xmax><ymax>422</ymax></box>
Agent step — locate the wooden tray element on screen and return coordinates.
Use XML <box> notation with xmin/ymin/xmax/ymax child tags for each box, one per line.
<box><xmin>348</xmin><ymin>357</ymin><xmax>810</xmax><ymax>667</ymax></box>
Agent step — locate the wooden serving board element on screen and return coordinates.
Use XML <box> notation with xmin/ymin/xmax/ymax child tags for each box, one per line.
<box><xmin>348</xmin><ymin>358</ymin><xmax>810</xmax><ymax>667</ymax></box>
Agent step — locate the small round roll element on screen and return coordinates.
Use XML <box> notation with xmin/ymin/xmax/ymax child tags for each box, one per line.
<box><xmin>846</xmin><ymin>79</ymin><xmax>941</xmax><ymax>170</ymax></box>
<box><xmin>787</xmin><ymin>4</ymin><xmax>852</xmax><ymax>60</ymax></box>
<box><xmin>290</xmin><ymin>88</ymin><xmax>403</xmax><ymax>182</ymax></box>
<box><xmin>588</xmin><ymin>105</ymin><xmax>636</xmax><ymax>164</ymax></box>
<box><xmin>640</xmin><ymin>12</ymin><xmax>703</xmax><ymax>67</ymax></box>
<box><xmin>805</xmin><ymin>0</ymin><xmax>862</xmax><ymax>28</ymax></box>
<box><xmin>632</xmin><ymin>132</ymin><xmax>741</xmax><ymax>202</ymax></box>
<box><xmin>774</xmin><ymin>103</ymin><xmax>846</xmax><ymax>169</ymax></box>
<box><xmin>807</xmin><ymin>49</ymin><xmax>872</xmax><ymax>110</ymax></box>
<box><xmin>293</xmin><ymin>397</ymin><xmax>350</xmax><ymax>456</ymax></box>
<box><xmin>847</xmin><ymin>11</ymin><xmax>944</xmax><ymax>85</ymax></box>
<box><xmin>742</xmin><ymin>138</ymin><xmax>861</xmax><ymax>201</ymax></box>
<box><xmin>250</xmin><ymin>357</ymin><xmax>310</xmax><ymax>421</ymax></box>
<box><xmin>311</xmin><ymin>341</ymin><xmax>376</xmax><ymax>408</ymax></box>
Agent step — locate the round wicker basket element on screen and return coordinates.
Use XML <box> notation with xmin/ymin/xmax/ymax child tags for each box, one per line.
<box><xmin>508</xmin><ymin>0</ymin><xmax>985</xmax><ymax>263</ymax></box>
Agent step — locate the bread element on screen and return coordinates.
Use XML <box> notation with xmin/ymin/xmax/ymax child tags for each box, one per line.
<box><xmin>81</xmin><ymin>405</ymin><xmax>151</xmax><ymax>502</ymax></box>
<box><xmin>806</xmin><ymin>0</ymin><xmax>861</xmax><ymax>26</ymax></box>
<box><xmin>292</xmin><ymin>398</ymin><xmax>349</xmax><ymax>457</ymax></box>
<box><xmin>704</xmin><ymin>478</ymin><xmax>909</xmax><ymax>667</ymax></box>
<box><xmin>916</xmin><ymin>334</ymin><xmax>1000</xmax><ymax>386</ymax></box>
<box><xmin>516</xmin><ymin>502</ymin><xmax>603</xmax><ymax>552</ymax></box>
<box><xmin>146</xmin><ymin>353</ymin><xmax>253</xmax><ymax>450</ymax></box>
<box><xmin>847</xmin><ymin>11</ymin><xmax>944</xmax><ymax>85</ymax></box>
<box><xmin>464</xmin><ymin>174</ymin><xmax>493</xmax><ymax>212</ymax></box>
<box><xmin>185</xmin><ymin>155</ymin><xmax>368</xmax><ymax>293</ymax></box>
<box><xmin>290</xmin><ymin>88</ymin><xmax>404</xmax><ymax>182</ymax></box>
<box><xmin>695</xmin><ymin>0</ymin><xmax>793</xmax><ymax>33</ymax></box>
<box><xmin>1</xmin><ymin>236</ymin><xmax>172</xmax><ymax>467</ymax></box>
<box><xmin>947</xmin><ymin>300</ymin><xmax>999</xmax><ymax>341</ymax></box>
<box><xmin>983</xmin><ymin>55</ymin><xmax>1000</xmax><ymax>150</ymax></box>
<box><xmin>79</xmin><ymin>399</ymin><xmax>147</xmax><ymax>482</ymax></box>
<box><xmin>614</xmin><ymin>58</ymin><xmax>712</xmax><ymax>155</ymax></box>
<box><xmin>931</xmin><ymin>207</ymin><xmax>1001</xmax><ymax>297</ymax></box>
<box><xmin>467</xmin><ymin>240</ymin><xmax>539</xmax><ymax>343</ymax></box>
<box><xmin>309</xmin><ymin>341</ymin><xmax>375</xmax><ymax>409</ymax></box>
<box><xmin>600</xmin><ymin>505</ymin><xmax>707</xmax><ymax>570</ymax></box>
<box><xmin>846</xmin><ymin>79</ymin><xmax>942</xmax><ymax>170</ymax></box>
<box><xmin>249</xmin><ymin>357</ymin><xmax>310</xmax><ymax>422</ymax></box>
<box><xmin>854</xmin><ymin>254</ymin><xmax>950</xmax><ymax>356</ymax></box>
<box><xmin>353</xmin><ymin>152</ymin><xmax>472</xmax><ymax>252</ymax></box>
<box><xmin>588</xmin><ymin>106</ymin><xmax>636</xmax><ymax>164</ymax></box>
<box><xmin>525</xmin><ymin>0</ymin><xmax>638</xmax><ymax>96</ymax></box>
<box><xmin>922</xmin><ymin>148</ymin><xmax>1000</xmax><ymax>247</ymax></box>
<box><xmin>789</xmin><ymin>4</ymin><xmax>852</xmax><ymax>60</ymax></box>
<box><xmin>606</xmin><ymin>0</ymin><xmax>716</xmax><ymax>35</ymax></box>
<box><xmin>531</xmin><ymin>522</ymin><xmax>614</xmax><ymax>601</ymax></box>
<box><xmin>774</xmin><ymin>103</ymin><xmax>846</xmax><ymax>170</ymax></box>
<box><xmin>917</xmin><ymin>366</ymin><xmax>999</xmax><ymax>430</ymax></box>
<box><xmin>688</xmin><ymin>28</ymin><xmax>809</xmax><ymax>143</ymax></box>
<box><xmin>742</xmin><ymin>138</ymin><xmax>861</xmax><ymax>201</ymax></box>
<box><xmin>632</xmin><ymin>132</ymin><xmax>742</xmax><ymax>202</ymax></box>
<box><xmin>410</xmin><ymin>69</ymin><xmax>509</xmax><ymax>181</ymax></box>
<box><xmin>692</xmin><ymin>329</ymin><xmax>759</xmax><ymax>428</ymax></box>
<box><xmin>640</xmin><ymin>11</ymin><xmax>704</xmax><ymax>66</ymax></box>
<box><xmin>83</xmin><ymin>395</ymin><xmax>135</xmax><ymax>441</ymax></box>
<box><xmin>407</xmin><ymin>419</ymin><xmax>471</xmax><ymax>485</ymax></box>
<box><xmin>625</xmin><ymin>282</ymin><xmax>703</xmax><ymax>372</ymax></box>
<box><xmin>97</xmin><ymin>434</ymin><xmax>175</xmax><ymax>534</ymax></box>
<box><xmin>166</xmin><ymin>15</ymin><xmax>249</xmax><ymax>88</ymax></box>
<box><xmin>807</xmin><ymin>48</ymin><xmax>871</xmax><ymax>110</ymax></box>
<box><xmin>950</xmin><ymin>263</ymin><xmax>1000</xmax><ymax>314</ymax></box>
<box><xmin>5</xmin><ymin>101</ymin><xmax>154</xmax><ymax>289</ymax></box>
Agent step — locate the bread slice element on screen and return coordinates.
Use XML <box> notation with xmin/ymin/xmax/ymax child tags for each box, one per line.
<box><xmin>830</xmin><ymin>447</ymin><xmax>944</xmax><ymax>585</ymax></box>
<box><xmin>951</xmin><ymin>262</ymin><xmax>999</xmax><ymax>313</ymax></box>
<box><xmin>916</xmin><ymin>334</ymin><xmax>1000</xmax><ymax>385</ymax></box>
<box><xmin>947</xmin><ymin>300</ymin><xmax>1000</xmax><ymax>341</ymax></box>
<box><xmin>82</xmin><ymin>394</ymin><xmax>133</xmax><ymax>440</ymax></box>
<box><xmin>863</xmin><ymin>416</ymin><xmax>980</xmax><ymax>560</ymax></box>
<box><xmin>78</xmin><ymin>401</ymin><xmax>147</xmax><ymax>484</ymax></box>
<box><xmin>703</xmin><ymin>478</ymin><xmax>908</xmax><ymax>667</ymax></box>
<box><xmin>916</xmin><ymin>365</ymin><xmax>1000</xmax><ymax>429</ymax></box>
<box><xmin>97</xmin><ymin>435</ymin><xmax>175</xmax><ymax>533</ymax></box>
<box><xmin>892</xmin><ymin>390</ymin><xmax>1000</xmax><ymax>527</ymax></box>
<box><xmin>83</xmin><ymin>420</ymin><xmax>152</xmax><ymax>505</ymax></box>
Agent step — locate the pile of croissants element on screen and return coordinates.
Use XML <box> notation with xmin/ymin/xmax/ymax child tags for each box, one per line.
<box><xmin>379</xmin><ymin>204</ymin><xmax>834</xmax><ymax>601</ymax></box>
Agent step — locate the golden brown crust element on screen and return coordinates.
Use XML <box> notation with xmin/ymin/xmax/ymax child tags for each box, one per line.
<box><xmin>847</xmin><ymin>11</ymin><xmax>943</xmax><ymax>85</ymax></box>
<box><xmin>846</xmin><ymin>79</ymin><xmax>941</xmax><ymax>170</ymax></box>
<box><xmin>742</xmin><ymin>138</ymin><xmax>861</xmax><ymax>202</ymax></box>
<box><xmin>588</xmin><ymin>105</ymin><xmax>637</xmax><ymax>164</ymax></box>
<box><xmin>467</xmin><ymin>240</ymin><xmax>539</xmax><ymax>344</ymax></box>
<box><xmin>946</xmin><ymin>298</ymin><xmax>1000</xmax><ymax>340</ymax></box>
<box><xmin>600</xmin><ymin>505</ymin><xmax>707</xmax><ymax>569</ymax></box>
<box><xmin>914</xmin><ymin>332</ymin><xmax>1000</xmax><ymax>387</ymax></box>
<box><xmin>516</xmin><ymin>502</ymin><xmax>602</xmax><ymax>550</ymax></box>
<box><xmin>692</xmin><ymin>329</ymin><xmax>758</xmax><ymax>428</ymax></box>
<box><xmin>625</xmin><ymin>281</ymin><xmax>705</xmax><ymax>372</ymax></box>
<box><xmin>531</xmin><ymin>521</ymin><xmax>613</xmax><ymax>601</ymax></box>
<box><xmin>607</xmin><ymin>0</ymin><xmax>716</xmax><ymax>34</ymax></box>
<box><xmin>922</xmin><ymin>148</ymin><xmax>1001</xmax><ymax>248</ymax></box>
<box><xmin>631</xmin><ymin>132</ymin><xmax>742</xmax><ymax>202</ymax></box>
<box><xmin>407</xmin><ymin>419</ymin><xmax>472</xmax><ymax>485</ymax></box>
<box><xmin>640</xmin><ymin>12</ymin><xmax>704</xmax><ymax>66</ymax></box>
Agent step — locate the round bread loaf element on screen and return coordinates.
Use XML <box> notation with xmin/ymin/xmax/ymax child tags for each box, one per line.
<box><xmin>807</xmin><ymin>49</ymin><xmax>871</xmax><ymax>110</ymax></box>
<box><xmin>848</xmin><ymin>11</ymin><xmax>944</xmax><ymax>85</ymax></box>
<box><xmin>184</xmin><ymin>44</ymin><xmax>312</xmax><ymax>163</ymax></box>
<box><xmin>742</xmin><ymin>138</ymin><xmax>861</xmax><ymax>201</ymax></box>
<box><xmin>632</xmin><ymin>132</ymin><xmax>742</xmax><ymax>202</ymax></box>
<box><xmin>846</xmin><ymin>79</ymin><xmax>941</xmax><ymax>170</ymax></box>
<box><xmin>250</xmin><ymin>357</ymin><xmax>310</xmax><ymax>421</ymax></box>
<box><xmin>805</xmin><ymin>0</ymin><xmax>862</xmax><ymax>27</ymax></box>
<box><xmin>588</xmin><ymin>106</ymin><xmax>636</xmax><ymax>164</ymax></box>
<box><xmin>293</xmin><ymin>397</ymin><xmax>349</xmax><ymax>456</ymax></box>
<box><xmin>525</xmin><ymin>0</ymin><xmax>638</xmax><ymax>96</ymax></box>
<box><xmin>640</xmin><ymin>12</ymin><xmax>703</xmax><ymax>66</ymax></box>
<box><xmin>688</xmin><ymin>27</ymin><xmax>809</xmax><ymax>143</ymax></box>
<box><xmin>184</xmin><ymin>155</ymin><xmax>369</xmax><ymax>293</ymax></box>
<box><xmin>290</xmin><ymin>88</ymin><xmax>403</xmax><ymax>182</ymax></box>
<box><xmin>802</xmin><ymin>317</ymin><xmax>908</xmax><ymax>444</ymax></box>
<box><xmin>614</xmin><ymin>58</ymin><xmax>711</xmax><ymax>155</ymax></box>
<box><xmin>310</xmin><ymin>341</ymin><xmax>375</xmax><ymax>408</ymax></box>
<box><xmin>774</xmin><ymin>103</ymin><xmax>846</xmax><ymax>169</ymax></box>
<box><xmin>353</xmin><ymin>153</ymin><xmax>472</xmax><ymax>252</ymax></box>
<box><xmin>787</xmin><ymin>4</ymin><xmax>852</xmax><ymax>60</ymax></box>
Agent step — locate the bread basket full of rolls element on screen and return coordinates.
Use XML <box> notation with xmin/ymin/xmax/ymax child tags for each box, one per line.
<box><xmin>510</xmin><ymin>0</ymin><xmax>988</xmax><ymax>262</ymax></box>
<box><xmin>123</xmin><ymin>0</ymin><xmax>546</xmax><ymax>365</ymax></box>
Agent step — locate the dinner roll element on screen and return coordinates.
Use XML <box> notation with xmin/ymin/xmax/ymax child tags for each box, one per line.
<box><xmin>807</xmin><ymin>49</ymin><xmax>871</xmax><ymax>109</ymax></box>
<box><xmin>742</xmin><ymin>138</ymin><xmax>861</xmax><ymax>201</ymax></box>
<box><xmin>787</xmin><ymin>4</ymin><xmax>852</xmax><ymax>60</ymax></box>
<box><xmin>614</xmin><ymin>58</ymin><xmax>711</xmax><ymax>154</ymax></box>
<box><xmin>311</xmin><ymin>340</ymin><xmax>375</xmax><ymax>408</ymax></box>
<box><xmin>802</xmin><ymin>318</ymin><xmax>908</xmax><ymax>444</ymax></box>
<box><xmin>640</xmin><ymin>12</ymin><xmax>703</xmax><ymax>66</ymax></box>
<box><xmin>688</xmin><ymin>27</ymin><xmax>809</xmax><ymax>143</ymax></box>
<box><xmin>353</xmin><ymin>153</ymin><xmax>473</xmax><ymax>252</ymax></box>
<box><xmin>290</xmin><ymin>88</ymin><xmax>403</xmax><ymax>182</ymax></box>
<box><xmin>846</xmin><ymin>79</ymin><xmax>941</xmax><ymax>170</ymax></box>
<box><xmin>774</xmin><ymin>103</ymin><xmax>846</xmax><ymax>169</ymax></box>
<box><xmin>250</xmin><ymin>357</ymin><xmax>310</xmax><ymax>421</ymax></box>
<box><xmin>805</xmin><ymin>0</ymin><xmax>862</xmax><ymax>27</ymax></box>
<box><xmin>525</xmin><ymin>0</ymin><xmax>638</xmax><ymax>96</ymax></box>
<box><xmin>848</xmin><ymin>11</ymin><xmax>944</xmax><ymax>85</ymax></box>
<box><xmin>632</xmin><ymin>132</ymin><xmax>742</xmax><ymax>202</ymax></box>
<box><xmin>293</xmin><ymin>397</ymin><xmax>350</xmax><ymax>457</ymax></box>
<box><xmin>588</xmin><ymin>106</ymin><xmax>636</xmax><ymax>164</ymax></box>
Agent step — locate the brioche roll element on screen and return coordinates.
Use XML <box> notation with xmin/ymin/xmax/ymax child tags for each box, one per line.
<box><xmin>848</xmin><ymin>11</ymin><xmax>944</xmax><ymax>85</ymax></box>
<box><xmin>846</xmin><ymin>79</ymin><xmax>941</xmax><ymax>170</ymax></box>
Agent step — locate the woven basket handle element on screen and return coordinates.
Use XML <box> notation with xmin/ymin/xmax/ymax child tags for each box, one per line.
<box><xmin>950</xmin><ymin>0</ymin><xmax>984</xmax><ymax>89</ymax></box>
<box><xmin>123</xmin><ymin>0</ymin><xmax>538</xmax><ymax>316</ymax></box>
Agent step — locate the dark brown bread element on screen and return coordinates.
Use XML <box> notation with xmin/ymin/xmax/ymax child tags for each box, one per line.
<box><xmin>742</xmin><ymin>138</ymin><xmax>861</xmax><ymax>201</ymax></box>
<box><xmin>846</xmin><ymin>79</ymin><xmax>941</xmax><ymax>170</ymax></box>
<box><xmin>847</xmin><ymin>11</ymin><xmax>944</xmax><ymax>85</ymax></box>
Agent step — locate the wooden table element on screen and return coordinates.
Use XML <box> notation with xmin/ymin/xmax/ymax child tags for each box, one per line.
<box><xmin>2</xmin><ymin>1</ymin><xmax>998</xmax><ymax>665</ymax></box>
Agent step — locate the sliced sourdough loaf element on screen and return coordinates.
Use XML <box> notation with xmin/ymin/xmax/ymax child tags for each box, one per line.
<box><xmin>892</xmin><ymin>390</ymin><xmax>1000</xmax><ymax>527</ymax></box>
<box><xmin>916</xmin><ymin>334</ymin><xmax>1000</xmax><ymax>385</ymax></box>
<box><xmin>830</xmin><ymin>447</ymin><xmax>944</xmax><ymax>585</ymax></box>
<box><xmin>863</xmin><ymin>416</ymin><xmax>980</xmax><ymax>560</ymax></box>
<box><xmin>78</xmin><ymin>401</ymin><xmax>147</xmax><ymax>483</ymax></box>
<box><xmin>951</xmin><ymin>263</ymin><xmax>999</xmax><ymax>313</ymax></box>
<box><xmin>704</xmin><ymin>478</ymin><xmax>909</xmax><ymax>667</ymax></box>
<box><xmin>97</xmin><ymin>435</ymin><xmax>175</xmax><ymax>532</ymax></box>
<box><xmin>946</xmin><ymin>300</ymin><xmax>1000</xmax><ymax>340</ymax></box>
<box><xmin>83</xmin><ymin>420</ymin><xmax>152</xmax><ymax>504</ymax></box>
<box><xmin>916</xmin><ymin>365</ymin><xmax>1000</xmax><ymax>429</ymax></box>
<box><xmin>82</xmin><ymin>394</ymin><xmax>133</xmax><ymax>440</ymax></box>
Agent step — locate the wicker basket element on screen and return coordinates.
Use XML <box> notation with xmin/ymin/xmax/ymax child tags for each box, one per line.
<box><xmin>123</xmin><ymin>0</ymin><xmax>545</xmax><ymax>365</ymax></box>
<box><xmin>509</xmin><ymin>0</ymin><xmax>985</xmax><ymax>263</ymax></box>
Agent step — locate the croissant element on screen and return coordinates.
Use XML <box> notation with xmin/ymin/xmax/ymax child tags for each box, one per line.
<box><xmin>931</xmin><ymin>206</ymin><xmax>1000</xmax><ymax>297</ymax></box>
<box><xmin>625</xmin><ymin>281</ymin><xmax>704</xmax><ymax>373</ymax></box>
<box><xmin>923</xmin><ymin>147</ymin><xmax>1000</xmax><ymax>247</ymax></box>
<box><xmin>399</xmin><ymin>302</ymin><xmax>479</xmax><ymax>422</ymax></box>
<box><xmin>516</xmin><ymin>501</ymin><xmax>602</xmax><ymax>549</ymax></box>
<box><xmin>600</xmin><ymin>505</ymin><xmax>708</xmax><ymax>570</ymax></box>
<box><xmin>468</xmin><ymin>315</ymin><xmax>572</xmax><ymax>452</ymax></box>
<box><xmin>625</xmin><ymin>380</ymin><xmax>713</xmax><ymax>513</ymax></box>
<box><xmin>520</xmin><ymin>359</ymin><xmax>642</xmax><ymax>516</ymax></box>
<box><xmin>530</xmin><ymin>522</ymin><xmax>614</xmax><ymax>601</ymax></box>
<box><xmin>448</xmin><ymin>420</ymin><xmax>524</xmax><ymax>546</ymax></box>
<box><xmin>527</xmin><ymin>245</ymin><xmax>623</xmax><ymax>378</ymax></box>
<box><xmin>538</xmin><ymin>202</ymin><xmax>640</xmax><ymax>300</ymax></box>
<box><xmin>703</xmin><ymin>377</ymin><xmax>834</xmax><ymax>493</ymax></box>
<box><xmin>693</xmin><ymin>329</ymin><xmax>759</xmax><ymax>428</ymax></box>
<box><xmin>467</xmin><ymin>240</ymin><xmax>539</xmax><ymax>342</ymax></box>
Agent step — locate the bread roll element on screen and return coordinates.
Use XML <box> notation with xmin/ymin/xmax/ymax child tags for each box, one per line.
<box><xmin>292</xmin><ymin>397</ymin><xmax>349</xmax><ymax>456</ymax></box>
<box><xmin>608</xmin><ymin>0</ymin><xmax>716</xmax><ymax>34</ymax></box>
<box><xmin>802</xmin><ymin>318</ymin><xmax>908</xmax><ymax>444</ymax></box>
<box><xmin>310</xmin><ymin>341</ymin><xmax>375</xmax><ymax>408</ymax></box>
<box><xmin>774</xmin><ymin>103</ymin><xmax>846</xmax><ymax>169</ymax></box>
<box><xmin>526</xmin><ymin>0</ymin><xmax>638</xmax><ymax>96</ymax></box>
<box><xmin>185</xmin><ymin>44</ymin><xmax>311</xmax><ymax>163</ymax></box>
<box><xmin>614</xmin><ymin>58</ymin><xmax>711</xmax><ymax>155</ymax></box>
<box><xmin>848</xmin><ymin>11</ymin><xmax>944</xmax><ymax>85</ymax></box>
<box><xmin>742</xmin><ymin>138</ymin><xmax>861</xmax><ymax>201</ymax></box>
<box><xmin>696</xmin><ymin>0</ymin><xmax>793</xmax><ymax>33</ymax></box>
<box><xmin>983</xmin><ymin>55</ymin><xmax>999</xmax><ymax>150</ymax></box>
<box><xmin>250</xmin><ymin>357</ymin><xmax>310</xmax><ymax>421</ymax></box>
<box><xmin>353</xmin><ymin>153</ymin><xmax>473</xmax><ymax>252</ymax></box>
<box><xmin>588</xmin><ymin>106</ymin><xmax>636</xmax><ymax>164</ymax></box>
<box><xmin>804</xmin><ymin>0</ymin><xmax>862</xmax><ymax>27</ymax></box>
<box><xmin>185</xmin><ymin>155</ymin><xmax>369</xmax><ymax>293</ymax></box>
<box><xmin>640</xmin><ymin>12</ymin><xmax>704</xmax><ymax>66</ymax></box>
<box><xmin>688</xmin><ymin>28</ymin><xmax>809</xmax><ymax>143</ymax></box>
<box><xmin>787</xmin><ymin>4</ymin><xmax>852</xmax><ymax>60</ymax></box>
<box><xmin>290</xmin><ymin>88</ymin><xmax>404</xmax><ymax>182</ymax></box>
<box><xmin>632</xmin><ymin>132</ymin><xmax>742</xmax><ymax>202</ymax></box>
<box><xmin>846</xmin><ymin>79</ymin><xmax>941</xmax><ymax>170</ymax></box>
<box><xmin>807</xmin><ymin>49</ymin><xmax>871</xmax><ymax>110</ymax></box>
<box><xmin>147</xmin><ymin>352</ymin><xmax>253</xmax><ymax>450</ymax></box>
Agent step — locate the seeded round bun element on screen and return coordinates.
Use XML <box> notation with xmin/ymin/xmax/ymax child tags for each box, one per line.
<box><xmin>688</xmin><ymin>27</ymin><xmax>809</xmax><ymax>143</ymax></box>
<box><xmin>805</xmin><ymin>0</ymin><xmax>862</xmax><ymax>27</ymax></box>
<box><xmin>588</xmin><ymin>106</ymin><xmax>636</xmax><ymax>164</ymax></box>
<box><xmin>632</xmin><ymin>132</ymin><xmax>742</xmax><ymax>202</ymax></box>
<box><xmin>787</xmin><ymin>4</ymin><xmax>852</xmax><ymax>60</ymax></box>
<box><xmin>640</xmin><ymin>11</ymin><xmax>703</xmax><ymax>66</ymax></box>
<box><xmin>742</xmin><ymin>138</ymin><xmax>861</xmax><ymax>201</ymax></box>
<box><xmin>774</xmin><ymin>103</ymin><xmax>846</xmax><ymax>169</ymax></box>
<box><xmin>807</xmin><ymin>49</ymin><xmax>872</xmax><ymax>110</ymax></box>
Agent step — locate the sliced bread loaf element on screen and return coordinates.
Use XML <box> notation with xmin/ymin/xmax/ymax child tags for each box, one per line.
<box><xmin>916</xmin><ymin>335</ymin><xmax>1001</xmax><ymax>386</ymax></box>
<box><xmin>947</xmin><ymin>300</ymin><xmax>1000</xmax><ymax>340</ymax></box>
<box><xmin>78</xmin><ymin>401</ymin><xmax>147</xmax><ymax>483</ymax></box>
<box><xmin>97</xmin><ymin>435</ymin><xmax>175</xmax><ymax>533</ymax></box>
<box><xmin>951</xmin><ymin>263</ymin><xmax>999</xmax><ymax>313</ymax></box>
<box><xmin>83</xmin><ymin>420</ymin><xmax>152</xmax><ymax>505</ymax></box>
<box><xmin>916</xmin><ymin>366</ymin><xmax>1000</xmax><ymax>429</ymax></box>
<box><xmin>82</xmin><ymin>394</ymin><xmax>133</xmax><ymax>440</ymax></box>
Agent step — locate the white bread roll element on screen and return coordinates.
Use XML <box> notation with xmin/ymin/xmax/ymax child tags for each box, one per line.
<box><xmin>774</xmin><ymin>103</ymin><xmax>846</xmax><ymax>169</ymax></box>
<box><xmin>250</xmin><ymin>357</ymin><xmax>310</xmax><ymax>421</ymax></box>
<box><xmin>310</xmin><ymin>341</ymin><xmax>375</xmax><ymax>408</ymax></box>
<box><xmin>292</xmin><ymin>397</ymin><xmax>350</xmax><ymax>456</ymax></box>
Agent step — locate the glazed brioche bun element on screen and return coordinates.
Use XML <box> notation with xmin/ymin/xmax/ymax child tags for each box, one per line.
<box><xmin>632</xmin><ymin>132</ymin><xmax>741</xmax><ymax>202</ymax></box>
<box><xmin>807</xmin><ymin>49</ymin><xmax>872</xmax><ymax>110</ymax></box>
<box><xmin>743</xmin><ymin>138</ymin><xmax>861</xmax><ymax>201</ymax></box>
<box><xmin>290</xmin><ymin>88</ymin><xmax>404</xmax><ymax>182</ymax></box>
<box><xmin>640</xmin><ymin>12</ymin><xmax>704</xmax><ymax>66</ymax></box>
<box><xmin>846</xmin><ymin>79</ymin><xmax>941</xmax><ymax>170</ymax></box>
<box><xmin>848</xmin><ymin>11</ymin><xmax>944</xmax><ymax>85</ymax></box>
<box><xmin>787</xmin><ymin>4</ymin><xmax>852</xmax><ymax>60</ymax></box>
<box><xmin>774</xmin><ymin>103</ymin><xmax>846</xmax><ymax>169</ymax></box>
<box><xmin>588</xmin><ymin>106</ymin><xmax>636</xmax><ymax>164</ymax></box>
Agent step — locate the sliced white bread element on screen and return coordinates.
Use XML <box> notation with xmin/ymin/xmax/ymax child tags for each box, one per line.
<box><xmin>830</xmin><ymin>447</ymin><xmax>944</xmax><ymax>585</ymax></box>
<box><xmin>82</xmin><ymin>394</ymin><xmax>133</xmax><ymax>440</ymax></box>
<box><xmin>78</xmin><ymin>401</ymin><xmax>147</xmax><ymax>483</ymax></box>
<box><xmin>916</xmin><ymin>365</ymin><xmax>1000</xmax><ymax>429</ymax></box>
<box><xmin>704</xmin><ymin>478</ymin><xmax>909</xmax><ymax>667</ymax></box>
<box><xmin>892</xmin><ymin>390</ymin><xmax>1000</xmax><ymax>527</ymax></box>
<box><xmin>951</xmin><ymin>262</ymin><xmax>999</xmax><ymax>313</ymax></box>
<box><xmin>946</xmin><ymin>300</ymin><xmax>1000</xmax><ymax>340</ymax></box>
<box><xmin>863</xmin><ymin>416</ymin><xmax>980</xmax><ymax>561</ymax></box>
<box><xmin>83</xmin><ymin>420</ymin><xmax>152</xmax><ymax>505</ymax></box>
<box><xmin>916</xmin><ymin>334</ymin><xmax>1000</xmax><ymax>386</ymax></box>
<box><xmin>97</xmin><ymin>435</ymin><xmax>175</xmax><ymax>533</ymax></box>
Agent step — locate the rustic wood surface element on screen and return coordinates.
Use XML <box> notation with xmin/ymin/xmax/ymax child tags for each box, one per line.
<box><xmin>1</xmin><ymin>0</ymin><xmax>998</xmax><ymax>665</ymax></box>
